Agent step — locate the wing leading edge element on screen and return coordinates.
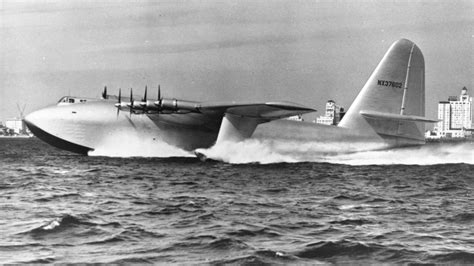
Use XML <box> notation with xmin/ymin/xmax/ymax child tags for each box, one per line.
<box><xmin>199</xmin><ymin>101</ymin><xmax>315</xmax><ymax>119</ymax></box>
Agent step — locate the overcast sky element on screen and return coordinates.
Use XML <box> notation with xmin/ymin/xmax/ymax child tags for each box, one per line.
<box><xmin>1</xmin><ymin>0</ymin><xmax>472</xmax><ymax>123</ymax></box>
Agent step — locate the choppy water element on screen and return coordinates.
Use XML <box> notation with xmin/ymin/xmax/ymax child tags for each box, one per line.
<box><xmin>1</xmin><ymin>138</ymin><xmax>473</xmax><ymax>264</ymax></box>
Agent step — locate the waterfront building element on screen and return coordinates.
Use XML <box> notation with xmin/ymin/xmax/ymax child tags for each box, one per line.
<box><xmin>287</xmin><ymin>114</ymin><xmax>304</xmax><ymax>122</ymax></box>
<box><xmin>316</xmin><ymin>100</ymin><xmax>345</xmax><ymax>125</ymax></box>
<box><xmin>5</xmin><ymin>118</ymin><xmax>26</xmax><ymax>135</ymax></box>
<box><xmin>434</xmin><ymin>87</ymin><xmax>472</xmax><ymax>138</ymax></box>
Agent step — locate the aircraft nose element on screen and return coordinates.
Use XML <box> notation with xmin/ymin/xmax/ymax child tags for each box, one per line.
<box><xmin>24</xmin><ymin>108</ymin><xmax>48</xmax><ymax>131</ymax></box>
<box><xmin>24</xmin><ymin>108</ymin><xmax>55</xmax><ymax>142</ymax></box>
<box><xmin>23</xmin><ymin>107</ymin><xmax>93</xmax><ymax>155</ymax></box>
<box><xmin>24</xmin><ymin>110</ymin><xmax>39</xmax><ymax>129</ymax></box>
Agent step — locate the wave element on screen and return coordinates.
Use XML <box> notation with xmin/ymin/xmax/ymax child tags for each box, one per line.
<box><xmin>329</xmin><ymin>218</ymin><xmax>373</xmax><ymax>226</ymax></box>
<box><xmin>447</xmin><ymin>212</ymin><xmax>474</xmax><ymax>223</ymax></box>
<box><xmin>294</xmin><ymin>240</ymin><xmax>423</xmax><ymax>263</ymax></box>
<box><xmin>294</xmin><ymin>240</ymin><xmax>474</xmax><ymax>264</ymax></box>
<box><xmin>296</xmin><ymin>240</ymin><xmax>382</xmax><ymax>259</ymax></box>
<box><xmin>195</xmin><ymin>140</ymin><xmax>473</xmax><ymax>165</ymax></box>
<box><xmin>226</xmin><ymin>227</ymin><xmax>281</xmax><ymax>238</ymax></box>
<box><xmin>210</xmin><ymin>249</ymin><xmax>296</xmax><ymax>264</ymax></box>
<box><xmin>34</xmin><ymin>193</ymin><xmax>81</xmax><ymax>202</ymax></box>
<box><xmin>23</xmin><ymin>214</ymin><xmax>120</xmax><ymax>236</ymax></box>
<box><xmin>28</xmin><ymin>214</ymin><xmax>87</xmax><ymax>235</ymax></box>
<box><xmin>428</xmin><ymin>251</ymin><xmax>474</xmax><ymax>263</ymax></box>
<box><xmin>206</xmin><ymin>238</ymin><xmax>249</xmax><ymax>250</ymax></box>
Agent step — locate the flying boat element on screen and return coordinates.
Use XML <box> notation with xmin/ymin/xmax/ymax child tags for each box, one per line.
<box><xmin>24</xmin><ymin>39</ymin><xmax>437</xmax><ymax>157</ymax></box>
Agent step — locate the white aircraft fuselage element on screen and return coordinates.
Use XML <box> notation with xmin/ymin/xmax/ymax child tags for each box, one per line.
<box><xmin>25</xmin><ymin>39</ymin><xmax>435</xmax><ymax>157</ymax></box>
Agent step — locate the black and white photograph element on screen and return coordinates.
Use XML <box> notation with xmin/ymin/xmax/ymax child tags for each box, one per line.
<box><xmin>0</xmin><ymin>0</ymin><xmax>473</xmax><ymax>264</ymax></box>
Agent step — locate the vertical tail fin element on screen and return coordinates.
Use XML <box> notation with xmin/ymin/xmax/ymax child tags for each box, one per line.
<box><xmin>338</xmin><ymin>39</ymin><xmax>428</xmax><ymax>144</ymax></box>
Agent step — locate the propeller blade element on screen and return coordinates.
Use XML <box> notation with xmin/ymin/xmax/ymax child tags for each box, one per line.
<box><xmin>144</xmin><ymin>85</ymin><xmax>147</xmax><ymax>102</ymax></box>
<box><xmin>142</xmin><ymin>85</ymin><xmax>148</xmax><ymax>113</ymax></box>
<box><xmin>116</xmin><ymin>88</ymin><xmax>121</xmax><ymax>118</ymax></box>
<box><xmin>153</xmin><ymin>85</ymin><xmax>163</xmax><ymax>112</ymax></box>
<box><xmin>102</xmin><ymin>86</ymin><xmax>107</xmax><ymax>99</ymax></box>
<box><xmin>157</xmin><ymin>84</ymin><xmax>162</xmax><ymax>109</ymax></box>
<box><xmin>130</xmin><ymin>88</ymin><xmax>134</xmax><ymax>116</ymax></box>
<box><xmin>158</xmin><ymin>84</ymin><xmax>161</xmax><ymax>101</ymax></box>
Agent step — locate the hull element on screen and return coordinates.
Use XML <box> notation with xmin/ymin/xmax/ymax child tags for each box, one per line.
<box><xmin>25</xmin><ymin>100</ymin><xmax>424</xmax><ymax>156</ymax></box>
<box><xmin>25</xmin><ymin>101</ymin><xmax>219</xmax><ymax>155</ymax></box>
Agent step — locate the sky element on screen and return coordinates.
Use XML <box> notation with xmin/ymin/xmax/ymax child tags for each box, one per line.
<box><xmin>1</xmin><ymin>0</ymin><xmax>472</xmax><ymax>125</ymax></box>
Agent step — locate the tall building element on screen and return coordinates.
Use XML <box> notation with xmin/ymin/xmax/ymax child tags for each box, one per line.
<box><xmin>316</xmin><ymin>100</ymin><xmax>345</xmax><ymax>125</ymax></box>
<box><xmin>434</xmin><ymin>87</ymin><xmax>473</xmax><ymax>138</ymax></box>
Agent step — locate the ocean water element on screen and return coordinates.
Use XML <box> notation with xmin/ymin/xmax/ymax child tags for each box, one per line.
<box><xmin>0</xmin><ymin>137</ymin><xmax>473</xmax><ymax>264</ymax></box>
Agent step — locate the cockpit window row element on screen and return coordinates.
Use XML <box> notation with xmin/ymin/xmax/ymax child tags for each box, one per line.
<box><xmin>58</xmin><ymin>97</ymin><xmax>87</xmax><ymax>104</ymax></box>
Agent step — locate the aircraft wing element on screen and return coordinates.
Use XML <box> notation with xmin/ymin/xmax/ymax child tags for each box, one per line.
<box><xmin>198</xmin><ymin>101</ymin><xmax>315</xmax><ymax>120</ymax></box>
<box><xmin>144</xmin><ymin>100</ymin><xmax>315</xmax><ymax>144</ymax></box>
<box><xmin>112</xmin><ymin>90</ymin><xmax>315</xmax><ymax>143</ymax></box>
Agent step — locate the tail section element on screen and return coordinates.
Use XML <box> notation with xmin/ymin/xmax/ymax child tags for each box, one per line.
<box><xmin>338</xmin><ymin>39</ymin><xmax>432</xmax><ymax>145</ymax></box>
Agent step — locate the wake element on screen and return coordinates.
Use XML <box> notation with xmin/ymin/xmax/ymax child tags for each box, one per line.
<box><xmin>325</xmin><ymin>142</ymin><xmax>473</xmax><ymax>165</ymax></box>
<box><xmin>196</xmin><ymin>140</ymin><xmax>473</xmax><ymax>165</ymax></box>
<box><xmin>87</xmin><ymin>130</ymin><xmax>472</xmax><ymax>165</ymax></box>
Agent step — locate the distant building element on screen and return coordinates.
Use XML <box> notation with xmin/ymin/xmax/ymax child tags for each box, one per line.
<box><xmin>5</xmin><ymin>118</ymin><xmax>26</xmax><ymax>135</ymax></box>
<box><xmin>433</xmin><ymin>87</ymin><xmax>472</xmax><ymax>138</ymax></box>
<box><xmin>0</xmin><ymin>127</ymin><xmax>14</xmax><ymax>136</ymax></box>
<box><xmin>287</xmin><ymin>114</ymin><xmax>304</xmax><ymax>122</ymax></box>
<box><xmin>316</xmin><ymin>100</ymin><xmax>345</xmax><ymax>125</ymax></box>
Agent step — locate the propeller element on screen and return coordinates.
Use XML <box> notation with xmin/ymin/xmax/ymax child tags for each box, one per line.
<box><xmin>141</xmin><ymin>85</ymin><xmax>148</xmax><ymax>113</ymax></box>
<box><xmin>115</xmin><ymin>88</ymin><xmax>122</xmax><ymax>117</ymax></box>
<box><xmin>114</xmin><ymin>85</ymin><xmax>166</xmax><ymax>117</ymax></box>
<box><xmin>155</xmin><ymin>84</ymin><xmax>162</xmax><ymax>111</ymax></box>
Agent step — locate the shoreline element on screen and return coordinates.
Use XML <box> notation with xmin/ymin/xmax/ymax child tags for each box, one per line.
<box><xmin>0</xmin><ymin>135</ymin><xmax>34</xmax><ymax>139</ymax></box>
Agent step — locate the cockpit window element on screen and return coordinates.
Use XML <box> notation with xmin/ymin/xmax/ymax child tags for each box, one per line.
<box><xmin>58</xmin><ymin>96</ymin><xmax>68</xmax><ymax>103</ymax></box>
<box><xmin>57</xmin><ymin>97</ymin><xmax>87</xmax><ymax>104</ymax></box>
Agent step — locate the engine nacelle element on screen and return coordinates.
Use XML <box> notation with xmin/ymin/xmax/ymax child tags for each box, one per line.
<box><xmin>157</xmin><ymin>98</ymin><xmax>200</xmax><ymax>112</ymax></box>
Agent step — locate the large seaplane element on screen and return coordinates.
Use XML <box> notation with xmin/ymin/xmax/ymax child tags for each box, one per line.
<box><xmin>25</xmin><ymin>39</ymin><xmax>436</xmax><ymax>158</ymax></box>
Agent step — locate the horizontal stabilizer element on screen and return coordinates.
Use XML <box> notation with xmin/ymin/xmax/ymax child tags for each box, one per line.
<box><xmin>360</xmin><ymin>110</ymin><xmax>438</xmax><ymax>123</ymax></box>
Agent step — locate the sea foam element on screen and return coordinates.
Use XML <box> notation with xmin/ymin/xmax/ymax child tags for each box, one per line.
<box><xmin>196</xmin><ymin>140</ymin><xmax>473</xmax><ymax>165</ymax></box>
<box><xmin>88</xmin><ymin>131</ymin><xmax>192</xmax><ymax>158</ymax></box>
